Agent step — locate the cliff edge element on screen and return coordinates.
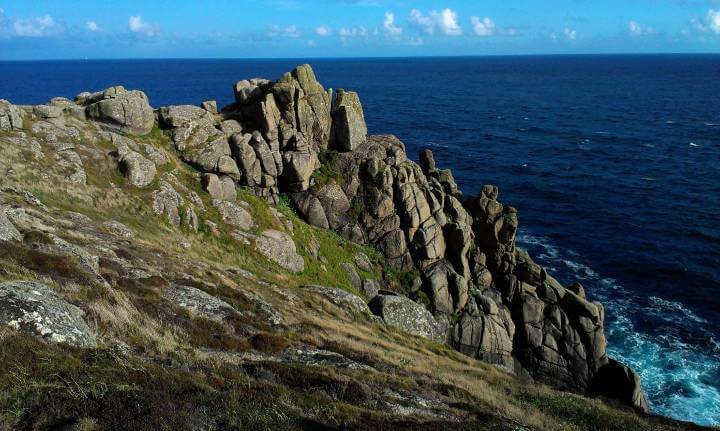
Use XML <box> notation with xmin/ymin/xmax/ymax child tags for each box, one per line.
<box><xmin>0</xmin><ymin>65</ymin><xmax>704</xmax><ymax>430</ymax></box>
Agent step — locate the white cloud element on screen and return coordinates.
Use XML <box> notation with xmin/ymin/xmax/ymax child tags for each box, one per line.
<box><xmin>690</xmin><ymin>9</ymin><xmax>720</xmax><ymax>34</ymax></box>
<box><xmin>315</xmin><ymin>25</ymin><xmax>332</xmax><ymax>37</ymax></box>
<box><xmin>409</xmin><ymin>8</ymin><xmax>461</xmax><ymax>36</ymax></box>
<box><xmin>471</xmin><ymin>16</ymin><xmax>495</xmax><ymax>36</ymax></box>
<box><xmin>628</xmin><ymin>21</ymin><xmax>654</xmax><ymax>36</ymax></box>
<box><xmin>701</xmin><ymin>9</ymin><xmax>720</xmax><ymax>34</ymax></box>
<box><xmin>86</xmin><ymin>20</ymin><xmax>101</xmax><ymax>32</ymax></box>
<box><xmin>564</xmin><ymin>27</ymin><xmax>577</xmax><ymax>40</ymax></box>
<box><xmin>129</xmin><ymin>16</ymin><xmax>145</xmax><ymax>32</ymax></box>
<box><xmin>383</xmin><ymin>12</ymin><xmax>402</xmax><ymax>36</ymax></box>
<box><xmin>268</xmin><ymin>25</ymin><xmax>300</xmax><ymax>38</ymax></box>
<box><xmin>409</xmin><ymin>8</ymin><xmax>435</xmax><ymax>35</ymax></box>
<box><xmin>339</xmin><ymin>26</ymin><xmax>368</xmax><ymax>40</ymax></box>
<box><xmin>709</xmin><ymin>9</ymin><xmax>720</xmax><ymax>33</ymax></box>
<box><xmin>12</xmin><ymin>14</ymin><xmax>59</xmax><ymax>37</ymax></box>
<box><xmin>128</xmin><ymin>15</ymin><xmax>158</xmax><ymax>37</ymax></box>
<box><xmin>435</xmin><ymin>8</ymin><xmax>461</xmax><ymax>36</ymax></box>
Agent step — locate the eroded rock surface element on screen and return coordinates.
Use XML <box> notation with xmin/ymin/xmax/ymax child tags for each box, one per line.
<box><xmin>0</xmin><ymin>281</ymin><xmax>96</xmax><ymax>347</ymax></box>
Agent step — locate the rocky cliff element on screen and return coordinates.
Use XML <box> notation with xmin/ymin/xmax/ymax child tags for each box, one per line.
<box><xmin>0</xmin><ymin>65</ymin><xmax>698</xmax><ymax>430</ymax></box>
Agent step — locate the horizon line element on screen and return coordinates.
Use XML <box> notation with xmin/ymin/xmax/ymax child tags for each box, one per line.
<box><xmin>2</xmin><ymin>52</ymin><xmax>720</xmax><ymax>62</ymax></box>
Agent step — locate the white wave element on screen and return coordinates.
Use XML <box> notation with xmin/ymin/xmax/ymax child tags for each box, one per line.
<box><xmin>689</xmin><ymin>142</ymin><xmax>699</xmax><ymax>147</ymax></box>
<box><xmin>648</xmin><ymin>296</ymin><xmax>707</xmax><ymax>324</ymax></box>
<box><xmin>516</xmin><ymin>230</ymin><xmax>720</xmax><ymax>426</ymax></box>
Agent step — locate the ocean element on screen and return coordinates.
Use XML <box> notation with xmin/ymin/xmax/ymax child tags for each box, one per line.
<box><xmin>1</xmin><ymin>55</ymin><xmax>718</xmax><ymax>426</ymax></box>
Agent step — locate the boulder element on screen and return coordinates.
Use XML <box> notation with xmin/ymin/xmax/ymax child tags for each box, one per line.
<box><xmin>282</xmin><ymin>150</ymin><xmax>319</xmax><ymax>191</ymax></box>
<box><xmin>163</xmin><ymin>284</ymin><xmax>237</xmax><ymax>322</ymax></box>
<box><xmin>234</xmin><ymin>79</ymin><xmax>268</xmax><ymax>105</ymax></box>
<box><xmin>589</xmin><ymin>359</ymin><xmax>649</xmax><ymax>413</ymax></box>
<box><xmin>0</xmin><ymin>100</ymin><xmax>24</xmax><ymax>130</ymax></box>
<box><xmin>292</xmin><ymin>192</ymin><xmax>329</xmax><ymax>229</ymax></box>
<box><xmin>369</xmin><ymin>294</ymin><xmax>445</xmax><ymax>343</ymax></box>
<box><xmin>159</xmin><ymin>104</ymin><xmax>213</xmax><ymax>128</ymax></box>
<box><xmin>118</xmin><ymin>151</ymin><xmax>157</xmax><ymax>187</ymax></box>
<box><xmin>201</xmin><ymin>100</ymin><xmax>218</xmax><ymax>114</ymax></box>
<box><xmin>0</xmin><ymin>207</ymin><xmax>22</xmax><ymax>242</ymax></box>
<box><xmin>202</xmin><ymin>173</ymin><xmax>236</xmax><ymax>202</ymax></box>
<box><xmin>213</xmin><ymin>200</ymin><xmax>254</xmax><ymax>231</ymax></box>
<box><xmin>152</xmin><ymin>181</ymin><xmax>184</xmax><ymax>226</ymax></box>
<box><xmin>332</xmin><ymin>89</ymin><xmax>367</xmax><ymax>152</ymax></box>
<box><xmin>453</xmin><ymin>308</ymin><xmax>514</xmax><ymax>369</ymax></box>
<box><xmin>340</xmin><ymin>262</ymin><xmax>362</xmax><ymax>291</ymax></box>
<box><xmin>84</xmin><ymin>86</ymin><xmax>154</xmax><ymax>135</ymax></box>
<box><xmin>0</xmin><ymin>281</ymin><xmax>96</xmax><ymax>347</ymax></box>
<box><xmin>355</xmin><ymin>252</ymin><xmax>373</xmax><ymax>273</ymax></box>
<box><xmin>255</xmin><ymin>229</ymin><xmax>304</xmax><ymax>273</ymax></box>
<box><xmin>302</xmin><ymin>285</ymin><xmax>370</xmax><ymax>315</ymax></box>
<box><xmin>33</xmin><ymin>104</ymin><xmax>63</xmax><ymax>119</ymax></box>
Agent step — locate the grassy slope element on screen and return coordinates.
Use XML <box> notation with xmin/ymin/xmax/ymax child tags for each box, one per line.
<box><xmin>0</xmin><ymin>119</ymin><xmax>706</xmax><ymax>431</ymax></box>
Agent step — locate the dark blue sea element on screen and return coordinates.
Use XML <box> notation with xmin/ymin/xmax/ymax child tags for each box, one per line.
<box><xmin>1</xmin><ymin>55</ymin><xmax>718</xmax><ymax>426</ymax></box>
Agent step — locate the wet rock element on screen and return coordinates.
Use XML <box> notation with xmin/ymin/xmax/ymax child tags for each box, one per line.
<box><xmin>0</xmin><ymin>281</ymin><xmax>96</xmax><ymax>347</ymax></box>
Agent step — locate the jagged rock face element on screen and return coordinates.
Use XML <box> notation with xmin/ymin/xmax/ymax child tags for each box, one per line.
<box><xmin>0</xmin><ymin>100</ymin><xmax>24</xmax><ymax>130</ymax></box>
<box><xmin>0</xmin><ymin>281</ymin><xmax>96</xmax><ymax>348</ymax></box>
<box><xmin>80</xmin><ymin>86</ymin><xmax>154</xmax><ymax>135</ymax></box>
<box><xmin>332</xmin><ymin>89</ymin><xmax>368</xmax><ymax>152</ymax></box>
<box><xmin>29</xmin><ymin>64</ymin><xmax>643</xmax><ymax>411</ymax></box>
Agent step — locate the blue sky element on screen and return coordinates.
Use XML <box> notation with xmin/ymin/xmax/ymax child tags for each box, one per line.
<box><xmin>0</xmin><ymin>0</ymin><xmax>719</xmax><ymax>59</ymax></box>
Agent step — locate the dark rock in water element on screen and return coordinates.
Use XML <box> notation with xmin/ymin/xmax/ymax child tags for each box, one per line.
<box><xmin>0</xmin><ymin>281</ymin><xmax>96</xmax><ymax>347</ymax></box>
<box><xmin>590</xmin><ymin>358</ymin><xmax>649</xmax><ymax>413</ymax></box>
<box><xmin>81</xmin><ymin>86</ymin><xmax>154</xmax><ymax>135</ymax></box>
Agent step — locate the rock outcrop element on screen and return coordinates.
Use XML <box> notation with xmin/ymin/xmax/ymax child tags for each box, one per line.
<box><xmin>136</xmin><ymin>64</ymin><xmax>642</xmax><ymax>410</ymax></box>
<box><xmin>0</xmin><ymin>64</ymin><xmax>648</xmax><ymax>413</ymax></box>
<box><xmin>79</xmin><ymin>86</ymin><xmax>154</xmax><ymax>135</ymax></box>
<box><xmin>369</xmin><ymin>294</ymin><xmax>446</xmax><ymax>343</ymax></box>
<box><xmin>0</xmin><ymin>281</ymin><xmax>96</xmax><ymax>347</ymax></box>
